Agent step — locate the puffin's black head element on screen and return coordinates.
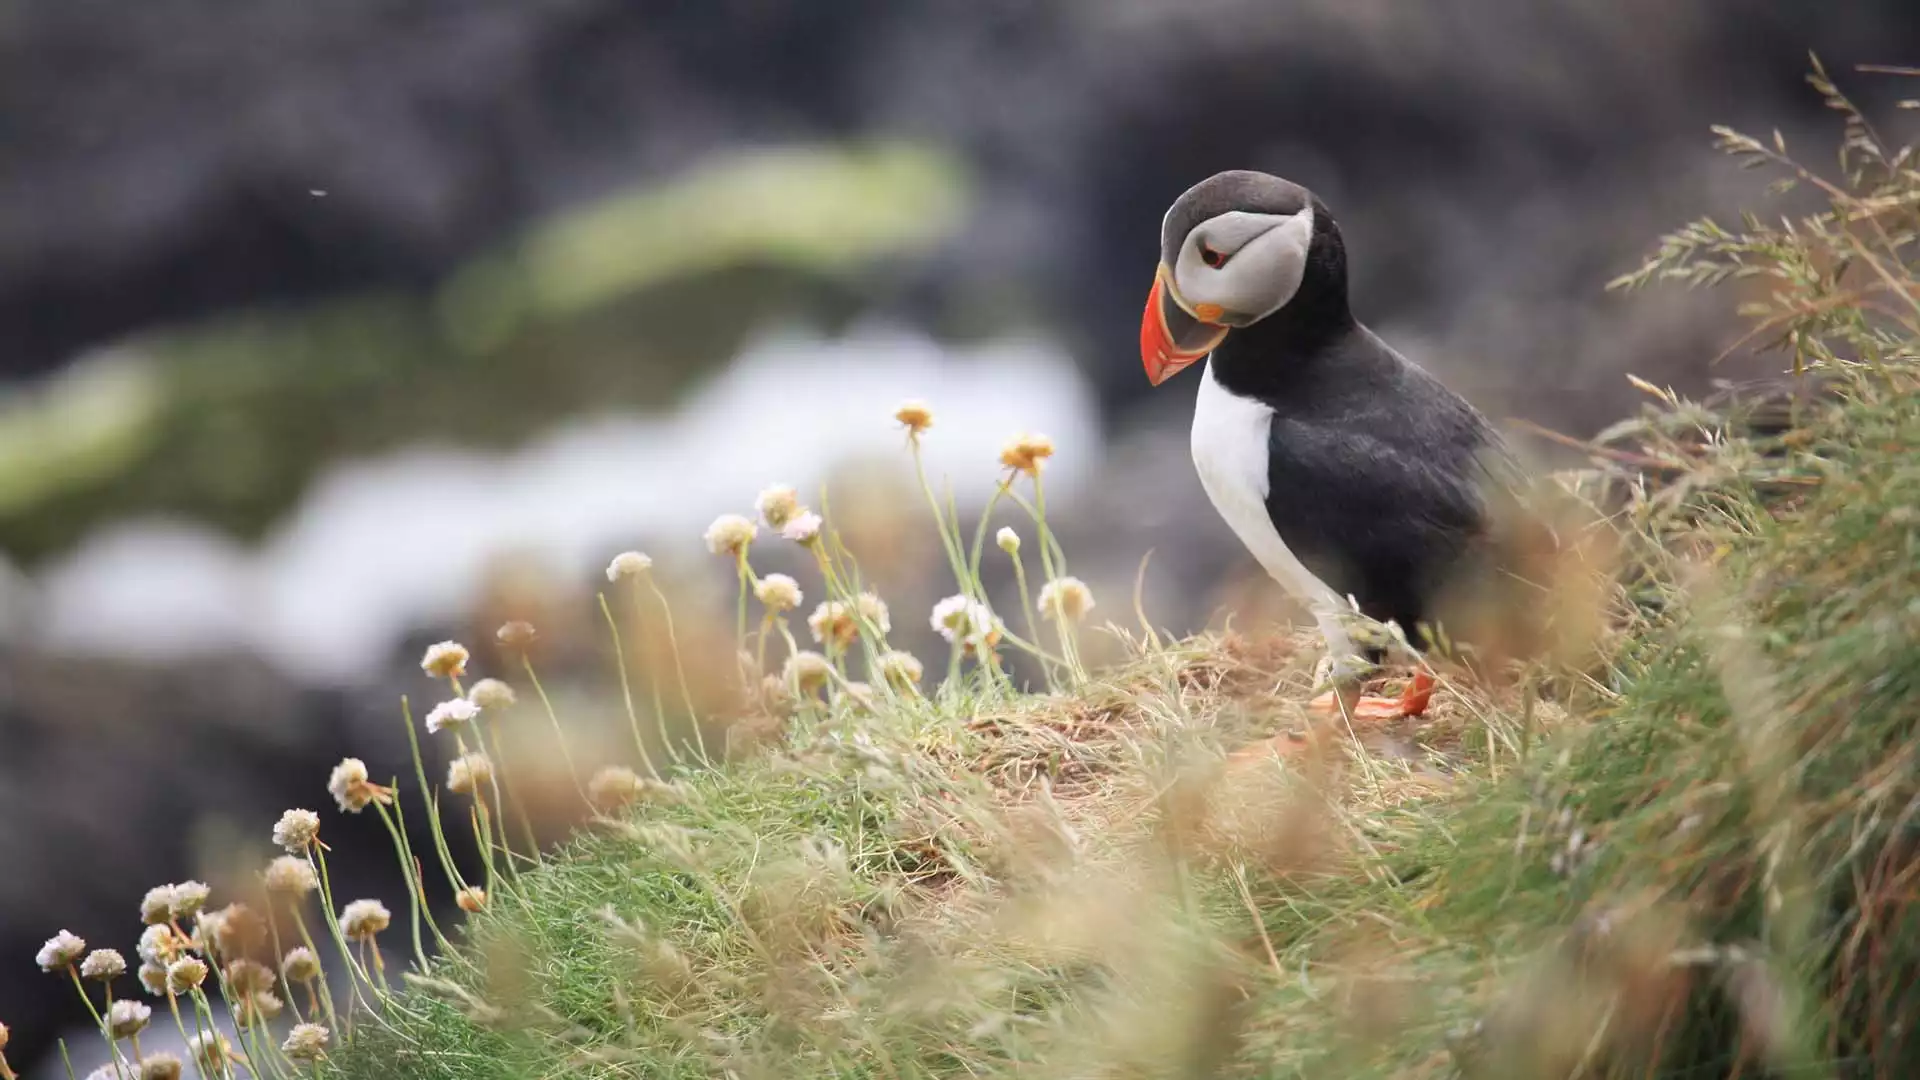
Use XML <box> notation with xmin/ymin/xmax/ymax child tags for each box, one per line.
<box><xmin>1140</xmin><ymin>170</ymin><xmax>1347</xmax><ymax>385</ymax></box>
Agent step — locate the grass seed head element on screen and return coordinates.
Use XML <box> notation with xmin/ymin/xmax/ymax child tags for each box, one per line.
<box><xmin>106</xmin><ymin>999</ymin><xmax>151</xmax><ymax>1040</ymax></box>
<box><xmin>166</xmin><ymin>956</ymin><xmax>208</xmax><ymax>994</ymax></box>
<box><xmin>605</xmin><ymin>550</ymin><xmax>654</xmax><ymax>582</ymax></box>
<box><xmin>447</xmin><ymin>753</ymin><xmax>494</xmax><ymax>796</ymax></box>
<box><xmin>280</xmin><ymin>947</ymin><xmax>320</xmax><ymax>984</ymax></box>
<box><xmin>80</xmin><ymin>949</ymin><xmax>127</xmax><ymax>981</ymax></box>
<box><xmin>273</xmin><ymin>809</ymin><xmax>321</xmax><ymax>854</ymax></box>
<box><xmin>138</xmin><ymin>1053</ymin><xmax>183</xmax><ymax>1080</ymax></box>
<box><xmin>894</xmin><ymin>399</ymin><xmax>934</xmax><ymax>435</ymax></box>
<box><xmin>282</xmin><ymin>1022</ymin><xmax>331</xmax><ymax>1062</ymax></box>
<box><xmin>425</xmin><ymin>697</ymin><xmax>481</xmax><ymax>734</ymax></box>
<box><xmin>1038</xmin><ymin>576</ymin><xmax>1096</xmax><ymax>623</ymax></box>
<box><xmin>877</xmin><ymin>650</ymin><xmax>924</xmax><ymax>689</ymax></box>
<box><xmin>420</xmin><ymin>640</ymin><xmax>470</xmax><ymax>679</ymax></box>
<box><xmin>783</xmin><ymin>651</ymin><xmax>834</xmax><ymax>696</ymax></box>
<box><xmin>35</xmin><ymin>930</ymin><xmax>85</xmax><ymax>971</ymax></box>
<box><xmin>755</xmin><ymin>485</ymin><xmax>802</xmax><ymax>528</ymax></box>
<box><xmin>998</xmin><ymin>432</ymin><xmax>1055</xmax><ymax>476</ymax></box>
<box><xmin>704</xmin><ymin>514</ymin><xmax>757</xmax><ymax>557</ymax></box>
<box><xmin>755</xmin><ymin>573</ymin><xmax>804</xmax><ymax>613</ymax></box>
<box><xmin>781</xmin><ymin>510</ymin><xmax>824</xmax><ymax>546</ymax></box>
<box><xmin>467</xmin><ymin>677</ymin><xmax>516</xmax><ymax>709</ymax></box>
<box><xmin>807</xmin><ymin>601</ymin><xmax>859</xmax><ymax>649</ymax></box>
<box><xmin>264</xmin><ymin>855</ymin><xmax>319</xmax><ymax>896</ymax></box>
<box><xmin>997</xmin><ymin>526</ymin><xmax>1021</xmax><ymax>554</ymax></box>
<box><xmin>456</xmin><ymin>887</ymin><xmax>488</xmax><ymax>913</ymax></box>
<box><xmin>340</xmin><ymin>899</ymin><xmax>392</xmax><ymax>941</ymax></box>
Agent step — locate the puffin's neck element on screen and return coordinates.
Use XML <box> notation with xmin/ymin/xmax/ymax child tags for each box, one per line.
<box><xmin>1206</xmin><ymin>198</ymin><xmax>1360</xmax><ymax>401</ymax></box>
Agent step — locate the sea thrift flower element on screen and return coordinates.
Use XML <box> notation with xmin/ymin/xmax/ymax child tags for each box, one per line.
<box><xmin>282</xmin><ymin>1023</ymin><xmax>331</xmax><ymax>1062</ymax></box>
<box><xmin>224</xmin><ymin>959</ymin><xmax>275</xmax><ymax>997</ymax></box>
<box><xmin>588</xmin><ymin>766</ymin><xmax>643</xmax><ymax>812</ymax></box>
<box><xmin>468</xmin><ymin>678</ymin><xmax>516</xmax><ymax>709</ymax></box>
<box><xmin>703</xmin><ymin>514</ymin><xmax>757</xmax><ymax>557</ymax></box>
<box><xmin>894</xmin><ymin>400</ymin><xmax>934</xmax><ymax>435</ymax></box>
<box><xmin>107</xmin><ymin>999</ymin><xmax>151</xmax><ymax>1039</ymax></box>
<box><xmin>930</xmin><ymin>595</ymin><xmax>1003</xmax><ymax>653</ymax></box>
<box><xmin>807</xmin><ymin>601</ymin><xmax>858</xmax><ymax>649</ymax></box>
<box><xmin>606</xmin><ymin>550</ymin><xmax>653</xmax><ymax>581</ymax></box>
<box><xmin>264</xmin><ymin>856</ymin><xmax>319</xmax><ymax>896</ymax></box>
<box><xmin>998</xmin><ymin>433</ymin><xmax>1055</xmax><ymax>476</ymax></box>
<box><xmin>166</xmin><ymin>956</ymin><xmax>208</xmax><ymax>994</ymax></box>
<box><xmin>200</xmin><ymin>903</ymin><xmax>267</xmax><ymax>957</ymax></box>
<box><xmin>425</xmin><ymin>697</ymin><xmax>480</xmax><ymax>734</ymax></box>
<box><xmin>137</xmin><ymin>963</ymin><xmax>167</xmax><ymax>996</ymax></box>
<box><xmin>839</xmin><ymin>681</ymin><xmax>876</xmax><ymax>713</ymax></box>
<box><xmin>996</xmin><ymin>527</ymin><xmax>1021</xmax><ymax>554</ymax></box>
<box><xmin>783</xmin><ymin>651</ymin><xmax>833</xmax><ymax>695</ymax></box>
<box><xmin>420</xmin><ymin>640</ymin><xmax>470</xmax><ymax>679</ymax></box>
<box><xmin>877</xmin><ymin>650</ymin><xmax>924</xmax><ymax>689</ymax></box>
<box><xmin>139</xmin><ymin>885</ymin><xmax>177</xmax><ymax>925</ymax></box>
<box><xmin>1037</xmin><ymin>577</ymin><xmax>1096</xmax><ymax>622</ymax></box>
<box><xmin>80</xmin><ymin>949</ymin><xmax>127</xmax><ymax>981</ymax></box>
<box><xmin>139</xmin><ymin>1053</ymin><xmax>183</xmax><ymax>1080</ymax></box>
<box><xmin>137</xmin><ymin>925</ymin><xmax>186</xmax><ymax>967</ymax></box>
<box><xmin>856</xmin><ymin>592</ymin><xmax>891</xmax><ymax>634</ymax></box>
<box><xmin>327</xmin><ymin>757</ymin><xmax>389</xmax><ymax>813</ymax></box>
<box><xmin>781</xmin><ymin>511</ymin><xmax>823</xmax><ymax>545</ymax></box>
<box><xmin>496</xmin><ymin>620</ymin><xmax>538</xmax><ymax>647</ymax></box>
<box><xmin>188</xmin><ymin>1034</ymin><xmax>234</xmax><ymax>1071</ymax></box>
<box><xmin>273</xmin><ymin>809</ymin><xmax>321</xmax><ymax>853</ymax></box>
<box><xmin>456</xmin><ymin>887</ymin><xmax>487</xmax><ymax>913</ymax></box>
<box><xmin>281</xmin><ymin>947</ymin><xmax>320</xmax><ymax>984</ymax></box>
<box><xmin>447</xmin><ymin>753</ymin><xmax>494</xmax><ymax>795</ymax></box>
<box><xmin>754</xmin><ymin>485</ymin><xmax>801</xmax><ymax>528</ymax></box>
<box><xmin>234</xmin><ymin>992</ymin><xmax>283</xmax><ymax>1029</ymax></box>
<box><xmin>170</xmin><ymin>881</ymin><xmax>210</xmax><ymax>919</ymax></box>
<box><xmin>754</xmin><ymin>573</ymin><xmax>803</xmax><ymax>613</ymax></box>
<box><xmin>36</xmin><ymin>930</ymin><xmax>85</xmax><ymax>971</ymax></box>
<box><xmin>339</xmin><ymin>899</ymin><xmax>392</xmax><ymax>941</ymax></box>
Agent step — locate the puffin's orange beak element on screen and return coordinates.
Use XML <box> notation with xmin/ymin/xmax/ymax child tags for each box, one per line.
<box><xmin>1141</xmin><ymin>265</ymin><xmax>1229</xmax><ymax>386</ymax></box>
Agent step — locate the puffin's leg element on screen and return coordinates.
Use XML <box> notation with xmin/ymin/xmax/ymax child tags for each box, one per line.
<box><xmin>1304</xmin><ymin>615</ymin><xmax>1436</xmax><ymax>721</ymax></box>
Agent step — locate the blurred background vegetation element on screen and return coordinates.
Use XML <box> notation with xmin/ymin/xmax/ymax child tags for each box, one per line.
<box><xmin>2</xmin><ymin>1</ymin><xmax>1918</xmax><ymax>1075</ymax></box>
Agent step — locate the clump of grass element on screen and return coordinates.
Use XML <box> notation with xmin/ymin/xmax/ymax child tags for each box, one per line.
<box><xmin>12</xmin><ymin>59</ymin><xmax>1919</xmax><ymax>1080</ymax></box>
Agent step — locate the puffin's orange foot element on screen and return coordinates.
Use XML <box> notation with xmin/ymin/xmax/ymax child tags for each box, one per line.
<box><xmin>1307</xmin><ymin>671</ymin><xmax>1437</xmax><ymax>721</ymax></box>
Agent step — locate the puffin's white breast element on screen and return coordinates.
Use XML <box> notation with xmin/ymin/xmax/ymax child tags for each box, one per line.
<box><xmin>1190</xmin><ymin>361</ymin><xmax>1348</xmax><ymax>623</ymax></box>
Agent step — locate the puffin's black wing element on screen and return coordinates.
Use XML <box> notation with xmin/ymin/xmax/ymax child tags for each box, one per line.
<box><xmin>1259</xmin><ymin>376</ymin><xmax>1496</xmax><ymax>637</ymax></box>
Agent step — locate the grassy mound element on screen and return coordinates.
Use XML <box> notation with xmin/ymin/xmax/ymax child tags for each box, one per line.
<box><xmin>318</xmin><ymin>71</ymin><xmax>1920</xmax><ymax>1080</ymax></box>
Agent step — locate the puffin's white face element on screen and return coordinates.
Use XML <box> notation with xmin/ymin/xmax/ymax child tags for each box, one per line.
<box><xmin>1140</xmin><ymin>170</ymin><xmax>1323</xmax><ymax>386</ymax></box>
<box><xmin>1166</xmin><ymin>207</ymin><xmax>1316</xmax><ymax>330</ymax></box>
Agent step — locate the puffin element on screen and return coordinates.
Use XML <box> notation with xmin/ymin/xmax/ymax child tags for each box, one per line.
<box><xmin>1140</xmin><ymin>170</ymin><xmax>1511</xmax><ymax>721</ymax></box>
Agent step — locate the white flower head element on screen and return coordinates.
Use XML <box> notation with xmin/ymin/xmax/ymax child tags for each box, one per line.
<box><xmin>894</xmin><ymin>399</ymin><xmax>934</xmax><ymax>435</ymax></box>
<box><xmin>273</xmin><ymin>809</ymin><xmax>321</xmax><ymax>853</ymax></box>
<box><xmin>996</xmin><ymin>526</ymin><xmax>1021</xmax><ymax>554</ymax></box>
<box><xmin>166</xmin><ymin>956</ymin><xmax>209</xmax><ymax>994</ymax></box>
<box><xmin>107</xmin><ymin>999</ymin><xmax>151</xmax><ymax>1040</ymax></box>
<box><xmin>467</xmin><ymin>677</ymin><xmax>517</xmax><ymax>710</ymax></box>
<box><xmin>855</xmin><ymin>592</ymin><xmax>891</xmax><ymax>634</ymax></box>
<box><xmin>339</xmin><ymin>899</ymin><xmax>392</xmax><ymax>940</ymax></box>
<box><xmin>282</xmin><ymin>1022</ymin><xmax>331</xmax><ymax>1062</ymax></box>
<box><xmin>420</xmin><ymin>640</ymin><xmax>470</xmax><ymax>679</ymax></box>
<box><xmin>264</xmin><ymin>856</ymin><xmax>319</xmax><ymax>896</ymax></box>
<box><xmin>139</xmin><ymin>1053</ymin><xmax>183</xmax><ymax>1080</ymax></box>
<box><xmin>605</xmin><ymin>551</ymin><xmax>653</xmax><ymax>582</ymax></box>
<box><xmin>1037</xmin><ymin>577</ymin><xmax>1096</xmax><ymax>623</ymax></box>
<box><xmin>588</xmin><ymin>766</ymin><xmax>643</xmax><ymax>812</ymax></box>
<box><xmin>754</xmin><ymin>573</ymin><xmax>803</xmax><ymax>613</ymax></box>
<box><xmin>704</xmin><ymin>514</ymin><xmax>757</xmax><ymax>557</ymax></box>
<box><xmin>781</xmin><ymin>510</ymin><xmax>823</xmax><ymax>546</ymax></box>
<box><xmin>425</xmin><ymin>697</ymin><xmax>481</xmax><ymax>734</ymax></box>
<box><xmin>783</xmin><ymin>651</ymin><xmax>834</xmax><ymax>696</ymax></box>
<box><xmin>36</xmin><ymin>930</ymin><xmax>86</xmax><ymax>971</ymax></box>
<box><xmin>930</xmin><ymin>594</ymin><xmax>1004</xmax><ymax>654</ymax></box>
<box><xmin>328</xmin><ymin>757</ymin><xmax>387</xmax><ymax>813</ymax></box>
<box><xmin>446</xmin><ymin>753</ymin><xmax>494</xmax><ymax>796</ymax></box>
<box><xmin>754</xmin><ymin>484</ymin><xmax>802</xmax><ymax>528</ymax></box>
<box><xmin>80</xmin><ymin>949</ymin><xmax>127</xmax><ymax>981</ymax></box>
<box><xmin>876</xmin><ymin>650</ymin><xmax>924</xmax><ymax>690</ymax></box>
<box><xmin>281</xmin><ymin>947</ymin><xmax>321</xmax><ymax>984</ymax></box>
<box><xmin>807</xmin><ymin>601</ymin><xmax>858</xmax><ymax>649</ymax></box>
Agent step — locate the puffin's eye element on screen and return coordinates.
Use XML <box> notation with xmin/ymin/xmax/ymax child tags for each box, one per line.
<box><xmin>1199</xmin><ymin>243</ymin><xmax>1228</xmax><ymax>269</ymax></box>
